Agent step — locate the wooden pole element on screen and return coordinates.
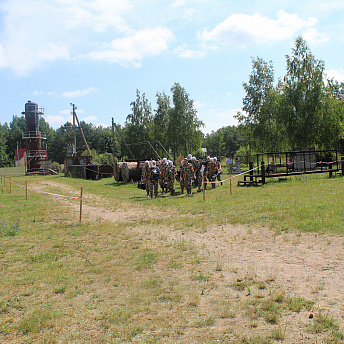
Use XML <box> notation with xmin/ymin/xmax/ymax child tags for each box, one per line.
<box><xmin>112</xmin><ymin>117</ymin><xmax>115</xmax><ymax>165</ymax></box>
<box><xmin>79</xmin><ymin>187</ymin><xmax>83</xmax><ymax>222</ymax></box>
<box><xmin>203</xmin><ymin>174</ymin><xmax>205</xmax><ymax>201</ymax></box>
<box><xmin>230</xmin><ymin>177</ymin><xmax>232</xmax><ymax>195</ymax></box>
<box><xmin>261</xmin><ymin>161</ymin><xmax>266</xmax><ymax>185</ymax></box>
<box><xmin>26</xmin><ymin>181</ymin><xmax>28</xmax><ymax>201</ymax></box>
<box><xmin>249</xmin><ymin>161</ymin><xmax>253</xmax><ymax>181</ymax></box>
<box><xmin>9</xmin><ymin>177</ymin><xmax>11</xmax><ymax>194</ymax></box>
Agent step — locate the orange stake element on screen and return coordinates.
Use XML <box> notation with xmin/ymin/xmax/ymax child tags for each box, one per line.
<box><xmin>79</xmin><ymin>187</ymin><xmax>83</xmax><ymax>222</ymax></box>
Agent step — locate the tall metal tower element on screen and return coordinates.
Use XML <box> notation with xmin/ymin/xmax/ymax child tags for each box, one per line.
<box><xmin>22</xmin><ymin>101</ymin><xmax>47</xmax><ymax>173</ymax></box>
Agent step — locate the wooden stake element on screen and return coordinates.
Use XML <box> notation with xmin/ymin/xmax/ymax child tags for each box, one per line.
<box><xmin>79</xmin><ymin>187</ymin><xmax>83</xmax><ymax>222</ymax></box>
<box><xmin>230</xmin><ymin>178</ymin><xmax>232</xmax><ymax>195</ymax></box>
<box><xmin>9</xmin><ymin>177</ymin><xmax>11</xmax><ymax>194</ymax></box>
<box><xmin>26</xmin><ymin>181</ymin><xmax>28</xmax><ymax>201</ymax></box>
<box><xmin>203</xmin><ymin>174</ymin><xmax>206</xmax><ymax>201</ymax></box>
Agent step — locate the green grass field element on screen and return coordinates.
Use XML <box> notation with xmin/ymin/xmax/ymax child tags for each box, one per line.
<box><xmin>1</xmin><ymin>171</ymin><xmax>344</xmax><ymax>343</ymax></box>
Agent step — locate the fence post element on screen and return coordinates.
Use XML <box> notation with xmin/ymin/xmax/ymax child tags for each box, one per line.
<box><xmin>26</xmin><ymin>181</ymin><xmax>28</xmax><ymax>201</ymax></box>
<box><xmin>230</xmin><ymin>177</ymin><xmax>232</xmax><ymax>194</ymax></box>
<box><xmin>249</xmin><ymin>161</ymin><xmax>253</xmax><ymax>182</ymax></box>
<box><xmin>202</xmin><ymin>174</ymin><xmax>205</xmax><ymax>201</ymax></box>
<box><xmin>10</xmin><ymin>177</ymin><xmax>11</xmax><ymax>194</ymax></box>
<box><xmin>261</xmin><ymin>161</ymin><xmax>265</xmax><ymax>185</ymax></box>
<box><xmin>79</xmin><ymin>187</ymin><xmax>83</xmax><ymax>222</ymax></box>
<box><xmin>329</xmin><ymin>158</ymin><xmax>333</xmax><ymax>178</ymax></box>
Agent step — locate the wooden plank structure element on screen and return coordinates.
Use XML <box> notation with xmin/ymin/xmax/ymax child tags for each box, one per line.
<box><xmin>238</xmin><ymin>149</ymin><xmax>342</xmax><ymax>186</ymax></box>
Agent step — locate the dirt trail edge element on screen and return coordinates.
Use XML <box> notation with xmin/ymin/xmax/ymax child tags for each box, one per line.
<box><xmin>41</xmin><ymin>180</ymin><xmax>344</xmax><ymax>343</ymax></box>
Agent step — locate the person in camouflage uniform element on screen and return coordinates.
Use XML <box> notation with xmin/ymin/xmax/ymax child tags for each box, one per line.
<box><xmin>194</xmin><ymin>157</ymin><xmax>203</xmax><ymax>192</ymax></box>
<box><xmin>141</xmin><ymin>160</ymin><xmax>150</xmax><ymax>197</ymax></box>
<box><xmin>148</xmin><ymin>160</ymin><xmax>160</xmax><ymax>198</ymax></box>
<box><xmin>180</xmin><ymin>158</ymin><xmax>195</xmax><ymax>196</ymax></box>
<box><xmin>208</xmin><ymin>157</ymin><xmax>217</xmax><ymax>189</ymax></box>
<box><xmin>214</xmin><ymin>157</ymin><xmax>222</xmax><ymax>185</ymax></box>
<box><xmin>165</xmin><ymin>160</ymin><xmax>176</xmax><ymax>195</ymax></box>
<box><xmin>159</xmin><ymin>158</ymin><xmax>168</xmax><ymax>193</ymax></box>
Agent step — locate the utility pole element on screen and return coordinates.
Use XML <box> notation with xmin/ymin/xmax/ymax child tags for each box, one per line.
<box><xmin>112</xmin><ymin>117</ymin><xmax>115</xmax><ymax>165</ymax></box>
<box><xmin>71</xmin><ymin>103</ymin><xmax>77</xmax><ymax>156</ymax></box>
<box><xmin>70</xmin><ymin>103</ymin><xmax>92</xmax><ymax>157</ymax></box>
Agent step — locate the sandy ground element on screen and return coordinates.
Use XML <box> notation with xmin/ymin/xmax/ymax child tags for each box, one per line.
<box><xmin>39</xmin><ymin>180</ymin><xmax>344</xmax><ymax>343</ymax></box>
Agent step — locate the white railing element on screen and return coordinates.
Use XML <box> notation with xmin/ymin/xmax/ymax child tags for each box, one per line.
<box><xmin>22</xmin><ymin>131</ymin><xmax>46</xmax><ymax>139</ymax></box>
<box><xmin>27</xmin><ymin>150</ymin><xmax>47</xmax><ymax>159</ymax></box>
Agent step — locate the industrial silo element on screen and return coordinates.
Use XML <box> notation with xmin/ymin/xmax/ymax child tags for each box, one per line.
<box><xmin>22</xmin><ymin>101</ymin><xmax>47</xmax><ymax>173</ymax></box>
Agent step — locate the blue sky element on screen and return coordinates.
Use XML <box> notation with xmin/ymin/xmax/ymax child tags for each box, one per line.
<box><xmin>1</xmin><ymin>0</ymin><xmax>344</xmax><ymax>134</ymax></box>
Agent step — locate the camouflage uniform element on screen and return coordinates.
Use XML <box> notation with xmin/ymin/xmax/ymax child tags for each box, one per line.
<box><xmin>194</xmin><ymin>159</ymin><xmax>203</xmax><ymax>192</ymax></box>
<box><xmin>215</xmin><ymin>159</ymin><xmax>222</xmax><ymax>185</ymax></box>
<box><xmin>141</xmin><ymin>163</ymin><xmax>150</xmax><ymax>197</ymax></box>
<box><xmin>208</xmin><ymin>160</ymin><xmax>217</xmax><ymax>189</ymax></box>
<box><xmin>166</xmin><ymin>163</ymin><xmax>176</xmax><ymax>195</ymax></box>
<box><xmin>180</xmin><ymin>159</ymin><xmax>194</xmax><ymax>195</ymax></box>
<box><xmin>148</xmin><ymin>164</ymin><xmax>160</xmax><ymax>198</ymax></box>
<box><xmin>159</xmin><ymin>161</ymin><xmax>168</xmax><ymax>193</ymax></box>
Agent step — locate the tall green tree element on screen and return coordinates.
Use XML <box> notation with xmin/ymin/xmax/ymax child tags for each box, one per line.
<box><xmin>153</xmin><ymin>91</ymin><xmax>171</xmax><ymax>148</ymax></box>
<box><xmin>6</xmin><ymin>115</ymin><xmax>26</xmax><ymax>163</ymax></box>
<box><xmin>236</xmin><ymin>57</ymin><xmax>284</xmax><ymax>152</ymax></box>
<box><xmin>125</xmin><ymin>89</ymin><xmax>153</xmax><ymax>159</ymax></box>
<box><xmin>39</xmin><ymin>117</ymin><xmax>56</xmax><ymax>160</ymax></box>
<box><xmin>202</xmin><ymin>125</ymin><xmax>245</xmax><ymax>157</ymax></box>
<box><xmin>317</xmin><ymin>81</ymin><xmax>344</xmax><ymax>150</ymax></box>
<box><xmin>0</xmin><ymin>123</ymin><xmax>10</xmax><ymax>167</ymax></box>
<box><xmin>168</xmin><ymin>83</ymin><xmax>203</xmax><ymax>159</ymax></box>
<box><xmin>280</xmin><ymin>36</ymin><xmax>325</xmax><ymax>148</ymax></box>
<box><xmin>51</xmin><ymin>122</ymin><xmax>74</xmax><ymax>164</ymax></box>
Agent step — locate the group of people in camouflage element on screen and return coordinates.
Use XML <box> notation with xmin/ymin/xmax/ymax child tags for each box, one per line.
<box><xmin>140</xmin><ymin>154</ymin><xmax>222</xmax><ymax>198</ymax></box>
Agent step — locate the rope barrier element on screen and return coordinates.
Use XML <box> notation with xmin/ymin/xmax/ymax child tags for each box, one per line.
<box><xmin>202</xmin><ymin>165</ymin><xmax>261</xmax><ymax>185</ymax></box>
<box><xmin>9</xmin><ymin>179</ymin><xmax>80</xmax><ymax>200</ymax></box>
<box><xmin>5</xmin><ymin>179</ymin><xmax>83</xmax><ymax>222</ymax></box>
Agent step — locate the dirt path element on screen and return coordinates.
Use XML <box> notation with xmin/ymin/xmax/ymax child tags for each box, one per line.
<box><xmin>40</xmin><ymin>180</ymin><xmax>344</xmax><ymax>342</ymax></box>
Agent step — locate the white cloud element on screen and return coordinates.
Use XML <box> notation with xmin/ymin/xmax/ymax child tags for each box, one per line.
<box><xmin>59</xmin><ymin>107</ymin><xmax>85</xmax><ymax>115</ymax></box>
<box><xmin>45</xmin><ymin>114</ymin><xmax>65</xmax><ymax>126</ymax></box>
<box><xmin>0</xmin><ymin>0</ymin><xmax>132</xmax><ymax>75</ymax></box>
<box><xmin>303</xmin><ymin>28</ymin><xmax>329</xmax><ymax>45</ymax></box>
<box><xmin>170</xmin><ymin>0</ymin><xmax>187</xmax><ymax>8</ymax></box>
<box><xmin>32</xmin><ymin>90</ymin><xmax>43</xmax><ymax>96</ymax></box>
<box><xmin>62</xmin><ymin>87</ymin><xmax>98</xmax><ymax>98</ymax></box>
<box><xmin>200</xmin><ymin>10</ymin><xmax>318</xmax><ymax>47</ymax></box>
<box><xmin>19</xmin><ymin>90</ymin><xmax>43</xmax><ymax>96</ymax></box>
<box><xmin>325</xmin><ymin>68</ymin><xmax>344</xmax><ymax>82</ymax></box>
<box><xmin>87</xmin><ymin>27</ymin><xmax>174</xmax><ymax>66</ymax></box>
<box><xmin>83</xmin><ymin>115</ymin><xmax>98</xmax><ymax>122</ymax></box>
<box><xmin>60</xmin><ymin>109</ymin><xmax>71</xmax><ymax>115</ymax></box>
<box><xmin>183</xmin><ymin>8</ymin><xmax>196</xmax><ymax>18</ymax></box>
<box><xmin>174</xmin><ymin>45</ymin><xmax>206</xmax><ymax>58</ymax></box>
<box><xmin>194</xmin><ymin>100</ymin><xmax>206</xmax><ymax>109</ymax></box>
<box><xmin>97</xmin><ymin>123</ymin><xmax>109</xmax><ymax>128</ymax></box>
<box><xmin>199</xmin><ymin>108</ymin><xmax>239</xmax><ymax>134</ymax></box>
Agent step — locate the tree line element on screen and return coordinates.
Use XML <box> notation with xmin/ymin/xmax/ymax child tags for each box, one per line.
<box><xmin>0</xmin><ymin>83</ymin><xmax>244</xmax><ymax>167</ymax></box>
<box><xmin>236</xmin><ymin>36</ymin><xmax>344</xmax><ymax>154</ymax></box>
<box><xmin>1</xmin><ymin>38</ymin><xmax>343</xmax><ymax>168</ymax></box>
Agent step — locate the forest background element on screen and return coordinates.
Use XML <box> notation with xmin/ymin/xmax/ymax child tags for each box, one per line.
<box><xmin>0</xmin><ymin>37</ymin><xmax>343</xmax><ymax>168</ymax></box>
